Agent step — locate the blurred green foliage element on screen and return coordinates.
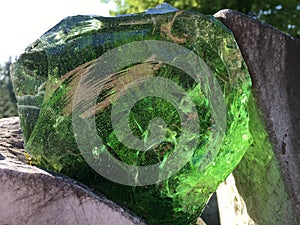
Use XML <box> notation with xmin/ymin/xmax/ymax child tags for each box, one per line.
<box><xmin>105</xmin><ymin>0</ymin><xmax>300</xmax><ymax>39</ymax></box>
<box><xmin>0</xmin><ymin>58</ymin><xmax>18</xmax><ymax>118</ymax></box>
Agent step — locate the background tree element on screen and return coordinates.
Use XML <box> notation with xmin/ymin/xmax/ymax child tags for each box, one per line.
<box><xmin>0</xmin><ymin>58</ymin><xmax>18</xmax><ymax>118</ymax></box>
<box><xmin>104</xmin><ymin>0</ymin><xmax>300</xmax><ymax>39</ymax></box>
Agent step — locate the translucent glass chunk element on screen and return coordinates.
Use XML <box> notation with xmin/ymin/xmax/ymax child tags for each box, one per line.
<box><xmin>11</xmin><ymin>8</ymin><xmax>252</xmax><ymax>225</ymax></box>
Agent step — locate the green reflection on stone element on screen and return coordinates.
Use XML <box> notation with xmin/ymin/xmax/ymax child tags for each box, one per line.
<box><xmin>11</xmin><ymin>7</ymin><xmax>252</xmax><ymax>225</ymax></box>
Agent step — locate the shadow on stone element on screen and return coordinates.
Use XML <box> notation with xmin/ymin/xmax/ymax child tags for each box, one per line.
<box><xmin>214</xmin><ymin>9</ymin><xmax>300</xmax><ymax>224</ymax></box>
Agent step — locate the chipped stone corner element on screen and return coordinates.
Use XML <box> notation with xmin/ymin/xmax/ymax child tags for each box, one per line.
<box><xmin>0</xmin><ymin>117</ymin><xmax>145</xmax><ymax>225</ymax></box>
<box><xmin>214</xmin><ymin>9</ymin><xmax>300</xmax><ymax>224</ymax></box>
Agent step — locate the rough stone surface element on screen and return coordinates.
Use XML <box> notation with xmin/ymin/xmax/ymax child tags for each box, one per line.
<box><xmin>0</xmin><ymin>117</ymin><xmax>146</xmax><ymax>225</ymax></box>
<box><xmin>214</xmin><ymin>9</ymin><xmax>300</xmax><ymax>224</ymax></box>
<box><xmin>216</xmin><ymin>174</ymin><xmax>256</xmax><ymax>225</ymax></box>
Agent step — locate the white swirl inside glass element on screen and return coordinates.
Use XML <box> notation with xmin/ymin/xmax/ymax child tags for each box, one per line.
<box><xmin>72</xmin><ymin>40</ymin><xmax>226</xmax><ymax>186</ymax></box>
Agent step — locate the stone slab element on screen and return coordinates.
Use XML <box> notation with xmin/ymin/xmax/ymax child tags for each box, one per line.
<box><xmin>0</xmin><ymin>117</ymin><xmax>146</xmax><ymax>225</ymax></box>
<box><xmin>214</xmin><ymin>9</ymin><xmax>300</xmax><ymax>224</ymax></box>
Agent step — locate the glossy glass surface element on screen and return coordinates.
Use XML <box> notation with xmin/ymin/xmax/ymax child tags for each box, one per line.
<box><xmin>11</xmin><ymin>7</ymin><xmax>252</xmax><ymax>224</ymax></box>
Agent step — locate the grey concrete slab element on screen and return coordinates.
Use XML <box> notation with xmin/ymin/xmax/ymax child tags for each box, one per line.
<box><xmin>0</xmin><ymin>117</ymin><xmax>146</xmax><ymax>225</ymax></box>
<box><xmin>215</xmin><ymin>9</ymin><xmax>300</xmax><ymax>224</ymax></box>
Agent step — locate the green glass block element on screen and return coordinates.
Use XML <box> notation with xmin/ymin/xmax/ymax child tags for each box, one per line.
<box><xmin>11</xmin><ymin>5</ymin><xmax>252</xmax><ymax>225</ymax></box>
